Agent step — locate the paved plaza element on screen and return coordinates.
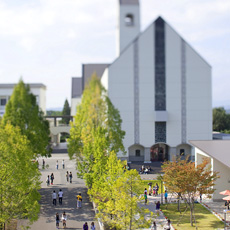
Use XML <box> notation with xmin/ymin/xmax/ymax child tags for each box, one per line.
<box><xmin>17</xmin><ymin>153</ymin><xmax>99</xmax><ymax>230</ymax></box>
<box><xmin>16</xmin><ymin>153</ymin><xmax>230</xmax><ymax>230</ymax></box>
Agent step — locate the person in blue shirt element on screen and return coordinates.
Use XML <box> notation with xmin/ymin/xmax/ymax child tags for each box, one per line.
<box><xmin>164</xmin><ymin>190</ymin><xmax>168</xmax><ymax>203</ymax></box>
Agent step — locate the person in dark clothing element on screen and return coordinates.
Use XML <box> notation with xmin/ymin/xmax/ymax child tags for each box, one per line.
<box><xmin>83</xmin><ymin>222</ymin><xmax>88</xmax><ymax>230</ymax></box>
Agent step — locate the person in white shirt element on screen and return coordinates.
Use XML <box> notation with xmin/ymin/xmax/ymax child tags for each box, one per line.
<box><xmin>52</xmin><ymin>190</ymin><xmax>57</xmax><ymax>206</ymax></box>
<box><xmin>62</xmin><ymin>211</ymin><xmax>67</xmax><ymax>228</ymax></box>
<box><xmin>58</xmin><ymin>189</ymin><xmax>63</xmax><ymax>205</ymax></box>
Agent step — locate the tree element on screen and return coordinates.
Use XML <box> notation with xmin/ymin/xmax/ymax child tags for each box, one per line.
<box><xmin>68</xmin><ymin>74</ymin><xmax>125</xmax><ymax>186</ymax></box>
<box><xmin>213</xmin><ymin>107</ymin><xmax>230</xmax><ymax>131</ymax></box>
<box><xmin>2</xmin><ymin>79</ymin><xmax>51</xmax><ymax>157</ymax></box>
<box><xmin>61</xmin><ymin>99</ymin><xmax>71</xmax><ymax>124</ymax></box>
<box><xmin>89</xmin><ymin>154</ymin><xmax>151</xmax><ymax>230</ymax></box>
<box><xmin>112</xmin><ymin>170</ymin><xmax>151</xmax><ymax>230</ymax></box>
<box><xmin>161</xmin><ymin>157</ymin><xmax>219</xmax><ymax>227</ymax></box>
<box><xmin>0</xmin><ymin>123</ymin><xmax>41</xmax><ymax>227</ymax></box>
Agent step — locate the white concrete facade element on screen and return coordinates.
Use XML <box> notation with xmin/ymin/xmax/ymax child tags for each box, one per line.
<box><xmin>0</xmin><ymin>83</ymin><xmax>46</xmax><ymax>116</ymax></box>
<box><xmin>101</xmin><ymin>1</ymin><xmax>212</xmax><ymax>162</ymax></box>
<box><xmin>192</xmin><ymin>140</ymin><xmax>230</xmax><ymax>201</ymax></box>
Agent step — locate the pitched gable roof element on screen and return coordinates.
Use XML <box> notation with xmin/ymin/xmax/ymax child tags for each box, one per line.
<box><xmin>190</xmin><ymin>140</ymin><xmax>230</xmax><ymax>168</ymax></box>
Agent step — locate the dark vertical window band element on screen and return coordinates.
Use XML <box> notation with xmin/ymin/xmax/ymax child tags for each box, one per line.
<box><xmin>155</xmin><ymin>122</ymin><xmax>166</xmax><ymax>143</ymax></box>
<box><xmin>134</xmin><ymin>39</ymin><xmax>140</xmax><ymax>144</ymax></box>
<box><xmin>181</xmin><ymin>39</ymin><xmax>187</xmax><ymax>143</ymax></box>
<box><xmin>155</xmin><ymin>17</ymin><xmax>166</xmax><ymax>111</ymax></box>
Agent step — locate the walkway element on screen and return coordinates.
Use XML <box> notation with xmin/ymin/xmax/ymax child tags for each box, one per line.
<box><xmin>140</xmin><ymin>173</ymin><xmax>230</xmax><ymax>230</ymax></box>
<box><xmin>17</xmin><ymin>153</ymin><xmax>99</xmax><ymax>230</ymax></box>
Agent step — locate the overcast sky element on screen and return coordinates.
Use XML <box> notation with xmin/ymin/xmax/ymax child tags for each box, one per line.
<box><xmin>0</xmin><ymin>0</ymin><xmax>229</xmax><ymax>109</ymax></box>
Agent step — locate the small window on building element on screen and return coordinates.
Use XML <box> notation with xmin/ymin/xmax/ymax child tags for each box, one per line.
<box><xmin>0</xmin><ymin>97</ymin><xmax>7</xmax><ymax>106</ymax></box>
<box><xmin>136</xmin><ymin>149</ymin><xmax>141</xmax><ymax>157</ymax></box>
<box><xmin>180</xmin><ymin>149</ymin><xmax>185</xmax><ymax>156</ymax></box>
<box><xmin>125</xmin><ymin>14</ymin><xmax>134</xmax><ymax>26</ymax></box>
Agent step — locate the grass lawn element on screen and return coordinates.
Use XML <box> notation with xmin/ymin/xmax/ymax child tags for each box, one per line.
<box><xmin>161</xmin><ymin>203</ymin><xmax>225</xmax><ymax>230</ymax></box>
<box><xmin>139</xmin><ymin>179</ymin><xmax>164</xmax><ymax>194</ymax></box>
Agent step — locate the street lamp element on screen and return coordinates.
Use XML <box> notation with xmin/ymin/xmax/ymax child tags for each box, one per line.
<box><xmin>161</xmin><ymin>174</ymin><xmax>163</xmax><ymax>204</ymax></box>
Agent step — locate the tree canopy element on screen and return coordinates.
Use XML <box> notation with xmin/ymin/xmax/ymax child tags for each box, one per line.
<box><xmin>62</xmin><ymin>99</ymin><xmax>71</xmax><ymax>124</ymax></box>
<box><xmin>68</xmin><ymin>75</ymin><xmax>151</xmax><ymax>229</ymax></box>
<box><xmin>213</xmin><ymin>107</ymin><xmax>230</xmax><ymax>132</ymax></box>
<box><xmin>68</xmin><ymin>74</ymin><xmax>125</xmax><ymax>186</ymax></box>
<box><xmin>0</xmin><ymin>123</ymin><xmax>41</xmax><ymax>227</ymax></box>
<box><xmin>161</xmin><ymin>157</ymin><xmax>219</xmax><ymax>226</ymax></box>
<box><xmin>2</xmin><ymin>79</ymin><xmax>51</xmax><ymax>157</ymax></box>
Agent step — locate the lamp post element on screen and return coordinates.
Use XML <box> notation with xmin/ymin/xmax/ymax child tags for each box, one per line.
<box><xmin>161</xmin><ymin>174</ymin><xmax>163</xmax><ymax>204</ymax></box>
<box><xmin>224</xmin><ymin>209</ymin><xmax>227</xmax><ymax>230</ymax></box>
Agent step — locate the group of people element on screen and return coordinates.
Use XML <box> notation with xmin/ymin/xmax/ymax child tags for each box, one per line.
<box><xmin>42</xmin><ymin>158</ymin><xmax>96</xmax><ymax>229</ymax></box>
<box><xmin>151</xmin><ymin>219</ymin><xmax>170</xmax><ymax>230</ymax></box>
<box><xmin>55</xmin><ymin>211</ymin><xmax>67</xmax><ymax>229</ymax></box>
<box><xmin>139</xmin><ymin>165</ymin><xmax>152</xmax><ymax>174</ymax></box>
<box><xmin>45</xmin><ymin>171</ymin><xmax>73</xmax><ymax>186</ymax></box>
<box><xmin>52</xmin><ymin>189</ymin><xmax>64</xmax><ymax>205</ymax></box>
<box><xmin>83</xmin><ymin>222</ymin><xmax>96</xmax><ymax>230</ymax></box>
<box><xmin>66</xmin><ymin>171</ymin><xmax>73</xmax><ymax>183</ymax></box>
<box><xmin>56</xmin><ymin>159</ymin><xmax>65</xmax><ymax>170</ymax></box>
<box><xmin>46</xmin><ymin>173</ymin><xmax>55</xmax><ymax>185</ymax></box>
<box><xmin>147</xmin><ymin>183</ymin><xmax>159</xmax><ymax>196</ymax></box>
<box><xmin>55</xmin><ymin>213</ymin><xmax>95</xmax><ymax>230</ymax></box>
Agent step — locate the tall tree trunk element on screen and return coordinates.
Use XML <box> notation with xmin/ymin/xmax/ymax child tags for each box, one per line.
<box><xmin>190</xmin><ymin>208</ymin><xmax>193</xmax><ymax>226</ymax></box>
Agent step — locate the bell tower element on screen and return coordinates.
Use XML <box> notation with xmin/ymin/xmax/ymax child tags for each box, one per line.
<box><xmin>117</xmin><ymin>0</ymin><xmax>140</xmax><ymax>56</ymax></box>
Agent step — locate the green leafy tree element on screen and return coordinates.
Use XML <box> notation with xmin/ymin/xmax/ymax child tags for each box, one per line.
<box><xmin>89</xmin><ymin>153</ymin><xmax>151</xmax><ymax>230</ymax></box>
<box><xmin>2</xmin><ymin>79</ymin><xmax>51</xmax><ymax>157</ymax></box>
<box><xmin>61</xmin><ymin>99</ymin><xmax>71</xmax><ymax>124</ymax></box>
<box><xmin>0</xmin><ymin>123</ymin><xmax>41</xmax><ymax>227</ymax></box>
<box><xmin>68</xmin><ymin>74</ymin><xmax>125</xmax><ymax>186</ymax></box>
<box><xmin>213</xmin><ymin>107</ymin><xmax>230</xmax><ymax>131</ymax></box>
<box><xmin>46</xmin><ymin>110</ymin><xmax>62</xmax><ymax>116</ymax></box>
<box><xmin>161</xmin><ymin>157</ymin><xmax>219</xmax><ymax>227</ymax></box>
<box><xmin>112</xmin><ymin>170</ymin><xmax>151</xmax><ymax>230</ymax></box>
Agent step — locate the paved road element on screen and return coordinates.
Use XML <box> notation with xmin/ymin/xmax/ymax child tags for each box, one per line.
<box><xmin>17</xmin><ymin>153</ymin><xmax>99</xmax><ymax>230</ymax></box>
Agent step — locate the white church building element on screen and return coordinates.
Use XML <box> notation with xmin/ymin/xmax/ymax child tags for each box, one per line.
<box><xmin>71</xmin><ymin>0</ymin><xmax>212</xmax><ymax>162</ymax></box>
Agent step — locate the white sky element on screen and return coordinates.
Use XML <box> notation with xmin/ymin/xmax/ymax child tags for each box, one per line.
<box><xmin>0</xmin><ymin>0</ymin><xmax>229</xmax><ymax>109</ymax></box>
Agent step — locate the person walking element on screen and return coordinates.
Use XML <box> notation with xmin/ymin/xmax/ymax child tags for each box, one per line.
<box><xmin>155</xmin><ymin>183</ymin><xmax>159</xmax><ymax>195</ymax></box>
<box><xmin>66</xmin><ymin>171</ymin><xmax>69</xmax><ymax>182</ymax></box>
<box><xmin>69</xmin><ymin>172</ymin><xmax>73</xmax><ymax>183</ymax></box>
<box><xmin>58</xmin><ymin>189</ymin><xmax>63</xmax><ymax>205</ymax></box>
<box><xmin>42</xmin><ymin>159</ymin><xmax>45</xmax><ymax>169</ymax></box>
<box><xmin>62</xmin><ymin>211</ymin><xmax>67</xmax><ymax>229</ymax></box>
<box><xmin>151</xmin><ymin>221</ymin><xmax>157</xmax><ymax>230</ymax></box>
<box><xmin>52</xmin><ymin>190</ymin><xmax>57</xmax><ymax>206</ymax></box>
<box><xmin>164</xmin><ymin>190</ymin><xmax>168</xmax><ymax>204</ymax></box>
<box><xmin>144</xmin><ymin>193</ymin><xmax>148</xmax><ymax>205</ymax></box>
<box><xmin>77</xmin><ymin>193</ymin><xmax>82</xmax><ymax>208</ymax></box>
<box><xmin>51</xmin><ymin>173</ymin><xmax>54</xmax><ymax>185</ymax></box>
<box><xmin>163</xmin><ymin>219</ymin><xmax>171</xmax><ymax>229</ymax></box>
<box><xmin>83</xmin><ymin>222</ymin><xmax>88</xmax><ymax>230</ymax></box>
<box><xmin>149</xmin><ymin>184</ymin><xmax>152</xmax><ymax>196</ymax></box>
<box><xmin>46</xmin><ymin>175</ymin><xmax>50</xmax><ymax>186</ymax></box>
<box><xmin>91</xmin><ymin>222</ymin><xmax>96</xmax><ymax>230</ymax></box>
<box><xmin>56</xmin><ymin>160</ymin><xmax>59</xmax><ymax>170</ymax></box>
<box><xmin>156</xmin><ymin>201</ymin><xmax>160</xmax><ymax>214</ymax></box>
<box><xmin>62</xmin><ymin>159</ymin><xmax>65</xmax><ymax>169</ymax></box>
<box><xmin>55</xmin><ymin>212</ymin><xmax>60</xmax><ymax>229</ymax></box>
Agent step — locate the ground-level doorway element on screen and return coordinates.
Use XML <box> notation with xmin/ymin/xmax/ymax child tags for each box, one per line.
<box><xmin>150</xmin><ymin>143</ymin><xmax>169</xmax><ymax>161</ymax></box>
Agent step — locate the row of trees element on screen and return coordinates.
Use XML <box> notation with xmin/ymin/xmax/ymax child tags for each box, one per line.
<box><xmin>0</xmin><ymin>80</ymin><xmax>51</xmax><ymax>228</ymax></box>
<box><xmin>213</xmin><ymin>107</ymin><xmax>230</xmax><ymax>132</ymax></box>
<box><xmin>68</xmin><ymin>75</ymin><xmax>151</xmax><ymax>229</ymax></box>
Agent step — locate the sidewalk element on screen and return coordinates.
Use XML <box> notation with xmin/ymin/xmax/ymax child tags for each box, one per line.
<box><xmin>139</xmin><ymin>194</ymin><xmax>175</xmax><ymax>230</ymax></box>
<box><xmin>17</xmin><ymin>153</ymin><xmax>99</xmax><ymax>230</ymax></box>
